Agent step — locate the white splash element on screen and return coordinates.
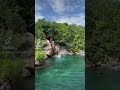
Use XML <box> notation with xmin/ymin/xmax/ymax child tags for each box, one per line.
<box><xmin>80</xmin><ymin>51</ymin><xmax>85</xmax><ymax>56</ymax></box>
<box><xmin>57</xmin><ymin>53</ymin><xmax>61</xmax><ymax>58</ymax></box>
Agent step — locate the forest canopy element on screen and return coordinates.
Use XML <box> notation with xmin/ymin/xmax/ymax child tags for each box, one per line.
<box><xmin>86</xmin><ymin>0</ymin><xmax>120</xmax><ymax>63</ymax></box>
<box><xmin>35</xmin><ymin>19</ymin><xmax>85</xmax><ymax>53</ymax></box>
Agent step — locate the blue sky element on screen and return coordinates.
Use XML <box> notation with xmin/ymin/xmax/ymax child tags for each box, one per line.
<box><xmin>35</xmin><ymin>0</ymin><xmax>85</xmax><ymax>26</ymax></box>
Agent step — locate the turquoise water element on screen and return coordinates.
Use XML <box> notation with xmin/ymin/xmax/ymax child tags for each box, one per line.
<box><xmin>35</xmin><ymin>55</ymin><xmax>85</xmax><ymax>90</ymax></box>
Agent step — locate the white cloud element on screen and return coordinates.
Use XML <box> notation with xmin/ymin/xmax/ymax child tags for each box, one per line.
<box><xmin>55</xmin><ymin>13</ymin><xmax>85</xmax><ymax>26</ymax></box>
<box><xmin>48</xmin><ymin>0</ymin><xmax>84</xmax><ymax>14</ymax></box>
<box><xmin>35</xmin><ymin>0</ymin><xmax>44</xmax><ymax>22</ymax></box>
<box><xmin>35</xmin><ymin>0</ymin><xmax>44</xmax><ymax>12</ymax></box>
<box><xmin>35</xmin><ymin>2</ymin><xmax>42</xmax><ymax>12</ymax></box>
<box><xmin>48</xmin><ymin>0</ymin><xmax>65</xmax><ymax>14</ymax></box>
<box><xmin>35</xmin><ymin>13</ymin><xmax>44</xmax><ymax>22</ymax></box>
<box><xmin>35</xmin><ymin>0</ymin><xmax>85</xmax><ymax>25</ymax></box>
<box><xmin>35</xmin><ymin>5</ymin><xmax>42</xmax><ymax>11</ymax></box>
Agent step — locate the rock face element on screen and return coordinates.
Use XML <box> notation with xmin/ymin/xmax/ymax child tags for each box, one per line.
<box><xmin>22</xmin><ymin>56</ymin><xmax>35</xmax><ymax>77</ymax></box>
<box><xmin>35</xmin><ymin>40</ymin><xmax>60</xmax><ymax>66</ymax></box>
<box><xmin>43</xmin><ymin>40</ymin><xmax>60</xmax><ymax>57</ymax></box>
<box><xmin>19</xmin><ymin>32</ymin><xmax>35</xmax><ymax>77</ymax></box>
<box><xmin>0</xmin><ymin>32</ymin><xmax>35</xmax><ymax>90</ymax></box>
<box><xmin>22</xmin><ymin>68</ymin><xmax>31</xmax><ymax>77</ymax></box>
<box><xmin>55</xmin><ymin>45</ymin><xmax>60</xmax><ymax>55</ymax></box>
<box><xmin>20</xmin><ymin>32</ymin><xmax>34</xmax><ymax>58</ymax></box>
<box><xmin>0</xmin><ymin>82</ymin><xmax>11</xmax><ymax>90</ymax></box>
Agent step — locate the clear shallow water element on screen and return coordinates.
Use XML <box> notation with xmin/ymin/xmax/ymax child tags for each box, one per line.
<box><xmin>35</xmin><ymin>55</ymin><xmax>85</xmax><ymax>90</ymax></box>
<box><xmin>86</xmin><ymin>68</ymin><xmax>120</xmax><ymax>90</ymax></box>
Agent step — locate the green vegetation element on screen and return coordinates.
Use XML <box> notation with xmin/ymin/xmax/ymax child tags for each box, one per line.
<box><xmin>86</xmin><ymin>0</ymin><xmax>120</xmax><ymax>64</ymax></box>
<box><xmin>0</xmin><ymin>0</ymin><xmax>34</xmax><ymax>88</ymax></box>
<box><xmin>0</xmin><ymin>0</ymin><xmax>34</xmax><ymax>33</ymax></box>
<box><xmin>0</xmin><ymin>60</ymin><xmax>23</xmax><ymax>86</ymax></box>
<box><xmin>35</xmin><ymin>50</ymin><xmax>46</xmax><ymax>62</ymax></box>
<box><xmin>35</xmin><ymin>19</ymin><xmax>85</xmax><ymax>53</ymax></box>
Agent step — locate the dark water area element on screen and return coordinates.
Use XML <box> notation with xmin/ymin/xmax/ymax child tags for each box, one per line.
<box><xmin>86</xmin><ymin>67</ymin><xmax>120</xmax><ymax>90</ymax></box>
<box><xmin>15</xmin><ymin>76</ymin><xmax>34</xmax><ymax>90</ymax></box>
<box><xmin>35</xmin><ymin>55</ymin><xmax>85</xmax><ymax>90</ymax></box>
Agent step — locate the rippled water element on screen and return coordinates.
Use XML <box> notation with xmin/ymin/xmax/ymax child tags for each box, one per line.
<box><xmin>35</xmin><ymin>55</ymin><xmax>85</xmax><ymax>90</ymax></box>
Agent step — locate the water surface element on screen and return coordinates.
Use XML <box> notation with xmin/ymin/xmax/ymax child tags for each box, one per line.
<box><xmin>86</xmin><ymin>67</ymin><xmax>120</xmax><ymax>90</ymax></box>
<box><xmin>35</xmin><ymin>55</ymin><xmax>85</xmax><ymax>90</ymax></box>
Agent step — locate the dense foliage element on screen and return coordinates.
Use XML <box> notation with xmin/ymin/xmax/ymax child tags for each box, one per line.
<box><xmin>86</xmin><ymin>0</ymin><xmax>120</xmax><ymax>64</ymax></box>
<box><xmin>35</xmin><ymin>19</ymin><xmax>85</xmax><ymax>53</ymax></box>
<box><xmin>0</xmin><ymin>0</ymin><xmax>34</xmax><ymax>34</ymax></box>
<box><xmin>0</xmin><ymin>60</ymin><xmax>23</xmax><ymax>86</ymax></box>
<box><xmin>35</xmin><ymin>50</ymin><xmax>46</xmax><ymax>62</ymax></box>
<box><xmin>0</xmin><ymin>0</ymin><xmax>34</xmax><ymax>87</ymax></box>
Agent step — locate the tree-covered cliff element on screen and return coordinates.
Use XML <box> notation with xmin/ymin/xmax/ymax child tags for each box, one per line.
<box><xmin>35</xmin><ymin>19</ymin><xmax>85</xmax><ymax>53</ymax></box>
<box><xmin>86</xmin><ymin>0</ymin><xmax>120</xmax><ymax>64</ymax></box>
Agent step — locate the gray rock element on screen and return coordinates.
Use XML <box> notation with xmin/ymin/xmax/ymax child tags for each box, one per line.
<box><xmin>19</xmin><ymin>32</ymin><xmax>34</xmax><ymax>58</ymax></box>
<box><xmin>43</xmin><ymin>40</ymin><xmax>60</xmax><ymax>56</ymax></box>
<box><xmin>112</xmin><ymin>64</ymin><xmax>120</xmax><ymax>71</ymax></box>
<box><xmin>0</xmin><ymin>82</ymin><xmax>11</xmax><ymax>90</ymax></box>
<box><xmin>25</xmin><ymin>32</ymin><xmax>34</xmax><ymax>42</ymax></box>
<box><xmin>22</xmin><ymin>68</ymin><xmax>31</xmax><ymax>77</ymax></box>
<box><xmin>35</xmin><ymin>61</ymin><xmax>40</xmax><ymax>66</ymax></box>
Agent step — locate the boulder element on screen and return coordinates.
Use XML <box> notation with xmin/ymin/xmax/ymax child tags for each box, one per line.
<box><xmin>24</xmin><ymin>57</ymin><xmax>34</xmax><ymax>69</ymax></box>
<box><xmin>25</xmin><ymin>32</ymin><xmax>34</xmax><ymax>42</ymax></box>
<box><xmin>35</xmin><ymin>61</ymin><xmax>40</xmax><ymax>66</ymax></box>
<box><xmin>54</xmin><ymin>45</ymin><xmax>60</xmax><ymax>55</ymax></box>
<box><xmin>43</xmin><ymin>40</ymin><xmax>60</xmax><ymax>56</ymax></box>
<box><xmin>0</xmin><ymin>81</ymin><xmax>11</xmax><ymax>90</ymax></box>
<box><xmin>22</xmin><ymin>68</ymin><xmax>31</xmax><ymax>77</ymax></box>
<box><xmin>44</xmin><ymin>55</ymin><xmax>48</xmax><ymax>59</ymax></box>
<box><xmin>19</xmin><ymin>32</ymin><xmax>34</xmax><ymax>58</ymax></box>
<box><xmin>21</xmin><ymin>57</ymin><xmax>34</xmax><ymax>77</ymax></box>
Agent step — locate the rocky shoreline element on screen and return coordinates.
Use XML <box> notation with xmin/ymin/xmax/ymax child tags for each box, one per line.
<box><xmin>0</xmin><ymin>32</ymin><xmax>35</xmax><ymax>90</ymax></box>
<box><xmin>35</xmin><ymin>39</ymin><xmax>85</xmax><ymax>67</ymax></box>
<box><xmin>86</xmin><ymin>61</ymin><xmax>120</xmax><ymax>72</ymax></box>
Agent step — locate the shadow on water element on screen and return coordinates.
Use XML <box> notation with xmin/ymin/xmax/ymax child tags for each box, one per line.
<box><xmin>86</xmin><ymin>67</ymin><xmax>120</xmax><ymax>90</ymax></box>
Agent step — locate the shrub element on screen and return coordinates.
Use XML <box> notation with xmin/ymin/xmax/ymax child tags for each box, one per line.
<box><xmin>35</xmin><ymin>50</ymin><xmax>45</xmax><ymax>62</ymax></box>
<box><xmin>0</xmin><ymin>60</ymin><xmax>24</xmax><ymax>85</ymax></box>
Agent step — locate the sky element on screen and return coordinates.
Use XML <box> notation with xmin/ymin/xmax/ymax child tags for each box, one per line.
<box><xmin>35</xmin><ymin>0</ymin><xmax>85</xmax><ymax>26</ymax></box>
